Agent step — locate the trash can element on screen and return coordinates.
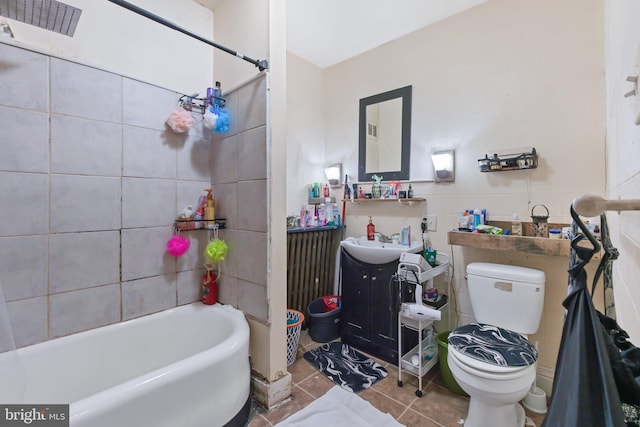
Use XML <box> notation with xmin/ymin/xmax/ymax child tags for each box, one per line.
<box><xmin>436</xmin><ymin>331</ymin><xmax>468</xmax><ymax>396</ymax></box>
<box><xmin>307</xmin><ymin>297</ymin><xmax>341</xmax><ymax>343</ymax></box>
<box><xmin>286</xmin><ymin>309</ymin><xmax>305</xmax><ymax>366</ymax></box>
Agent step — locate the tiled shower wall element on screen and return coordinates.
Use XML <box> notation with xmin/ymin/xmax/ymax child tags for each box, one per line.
<box><xmin>0</xmin><ymin>42</ymin><xmax>216</xmax><ymax>347</ymax></box>
<box><xmin>211</xmin><ymin>75</ymin><xmax>270</xmax><ymax>324</ymax></box>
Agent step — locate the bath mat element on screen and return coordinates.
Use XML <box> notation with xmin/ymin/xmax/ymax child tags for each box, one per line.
<box><xmin>275</xmin><ymin>385</ymin><xmax>403</xmax><ymax>427</ymax></box>
<box><xmin>303</xmin><ymin>342</ymin><xmax>387</xmax><ymax>393</ymax></box>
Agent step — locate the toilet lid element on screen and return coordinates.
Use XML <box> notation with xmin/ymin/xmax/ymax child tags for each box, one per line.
<box><xmin>448</xmin><ymin>323</ymin><xmax>537</xmax><ymax>367</ymax></box>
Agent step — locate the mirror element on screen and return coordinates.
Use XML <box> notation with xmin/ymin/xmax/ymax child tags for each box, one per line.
<box><xmin>358</xmin><ymin>85</ymin><xmax>412</xmax><ymax>182</ymax></box>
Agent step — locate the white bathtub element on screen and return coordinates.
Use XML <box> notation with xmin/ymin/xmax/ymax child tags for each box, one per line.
<box><xmin>0</xmin><ymin>303</ymin><xmax>251</xmax><ymax>427</ymax></box>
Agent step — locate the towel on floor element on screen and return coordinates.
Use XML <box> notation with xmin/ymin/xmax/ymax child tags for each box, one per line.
<box><xmin>274</xmin><ymin>386</ymin><xmax>404</xmax><ymax>427</ymax></box>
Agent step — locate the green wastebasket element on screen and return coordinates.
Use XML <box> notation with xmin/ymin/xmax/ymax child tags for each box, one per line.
<box><xmin>436</xmin><ymin>331</ymin><xmax>468</xmax><ymax>397</ymax></box>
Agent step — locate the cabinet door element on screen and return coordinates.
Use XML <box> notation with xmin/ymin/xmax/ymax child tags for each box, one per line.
<box><xmin>370</xmin><ymin>261</ymin><xmax>401</xmax><ymax>350</ymax></box>
<box><xmin>340</xmin><ymin>251</ymin><xmax>371</xmax><ymax>341</ymax></box>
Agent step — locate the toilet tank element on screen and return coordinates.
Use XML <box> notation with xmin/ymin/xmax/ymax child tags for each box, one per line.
<box><xmin>466</xmin><ymin>263</ymin><xmax>545</xmax><ymax>335</ymax></box>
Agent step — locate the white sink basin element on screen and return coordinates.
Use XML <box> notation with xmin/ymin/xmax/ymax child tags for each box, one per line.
<box><xmin>340</xmin><ymin>237</ymin><xmax>423</xmax><ymax>264</ymax></box>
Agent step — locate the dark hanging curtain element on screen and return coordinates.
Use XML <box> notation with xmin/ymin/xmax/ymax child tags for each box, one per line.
<box><xmin>542</xmin><ymin>207</ymin><xmax>640</xmax><ymax>427</ymax></box>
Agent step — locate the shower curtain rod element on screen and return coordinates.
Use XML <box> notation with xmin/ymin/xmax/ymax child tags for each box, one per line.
<box><xmin>107</xmin><ymin>0</ymin><xmax>269</xmax><ymax>71</ymax></box>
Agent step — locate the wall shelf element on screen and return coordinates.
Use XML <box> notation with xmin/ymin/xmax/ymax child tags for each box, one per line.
<box><xmin>343</xmin><ymin>197</ymin><xmax>426</xmax><ymax>206</ymax></box>
<box><xmin>478</xmin><ymin>148</ymin><xmax>538</xmax><ymax>172</ymax></box>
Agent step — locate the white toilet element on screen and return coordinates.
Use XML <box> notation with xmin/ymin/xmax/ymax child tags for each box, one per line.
<box><xmin>448</xmin><ymin>262</ymin><xmax>545</xmax><ymax>427</ymax></box>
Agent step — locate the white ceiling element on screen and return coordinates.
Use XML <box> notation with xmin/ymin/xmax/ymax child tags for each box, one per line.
<box><xmin>287</xmin><ymin>0</ymin><xmax>487</xmax><ymax>68</ymax></box>
<box><xmin>196</xmin><ymin>0</ymin><xmax>487</xmax><ymax>69</ymax></box>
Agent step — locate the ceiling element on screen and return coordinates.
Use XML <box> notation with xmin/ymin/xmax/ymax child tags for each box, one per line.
<box><xmin>196</xmin><ymin>0</ymin><xmax>487</xmax><ymax>69</ymax></box>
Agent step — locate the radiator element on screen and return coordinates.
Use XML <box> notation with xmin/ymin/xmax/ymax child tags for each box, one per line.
<box><xmin>287</xmin><ymin>228</ymin><xmax>342</xmax><ymax>324</ymax></box>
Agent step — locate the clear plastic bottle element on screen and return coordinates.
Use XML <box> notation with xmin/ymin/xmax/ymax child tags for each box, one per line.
<box><xmin>511</xmin><ymin>214</ymin><xmax>522</xmax><ymax>236</ymax></box>
<box><xmin>422</xmin><ymin>329</ymin><xmax>437</xmax><ymax>360</ymax></box>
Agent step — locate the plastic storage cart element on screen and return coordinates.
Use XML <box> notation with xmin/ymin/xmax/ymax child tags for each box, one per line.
<box><xmin>396</xmin><ymin>253</ymin><xmax>451</xmax><ymax>397</ymax></box>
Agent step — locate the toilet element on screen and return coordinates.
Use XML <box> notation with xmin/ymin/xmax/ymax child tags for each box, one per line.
<box><xmin>448</xmin><ymin>263</ymin><xmax>545</xmax><ymax>427</ymax></box>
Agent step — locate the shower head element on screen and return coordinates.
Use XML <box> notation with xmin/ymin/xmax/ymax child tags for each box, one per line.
<box><xmin>0</xmin><ymin>0</ymin><xmax>82</xmax><ymax>37</ymax></box>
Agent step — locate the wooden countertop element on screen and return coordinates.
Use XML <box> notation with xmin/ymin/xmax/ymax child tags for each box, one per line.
<box><xmin>448</xmin><ymin>231</ymin><xmax>569</xmax><ymax>256</ymax></box>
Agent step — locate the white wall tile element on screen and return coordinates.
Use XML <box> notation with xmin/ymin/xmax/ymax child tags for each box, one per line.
<box><xmin>237</xmin><ymin>126</ymin><xmax>267</xmax><ymax>181</ymax></box>
<box><xmin>122</xmin><ymin>274</ymin><xmax>176</xmax><ymax>320</ymax></box>
<box><xmin>121</xmin><ymin>227</ymin><xmax>175</xmax><ymax>281</ymax></box>
<box><xmin>51</xmin><ymin>58</ymin><xmax>121</xmax><ymax>123</ymax></box>
<box><xmin>177</xmin><ymin>123</ymin><xmax>212</xmax><ymax>181</ymax></box>
<box><xmin>50</xmin><ymin>175</ymin><xmax>121</xmax><ymax>233</ymax></box>
<box><xmin>123</xmin><ymin>125</ymin><xmax>177</xmax><ymax>179</ymax></box>
<box><xmin>51</xmin><ymin>115</ymin><xmax>122</xmax><ymax>176</ymax></box>
<box><xmin>49</xmin><ymin>231</ymin><xmax>120</xmax><ymax>294</ymax></box>
<box><xmin>7</xmin><ymin>296</ymin><xmax>48</xmax><ymax>348</ymax></box>
<box><xmin>122</xmin><ymin>78</ymin><xmax>178</xmax><ymax>130</ymax></box>
<box><xmin>237</xmin><ymin>180</ymin><xmax>267</xmax><ymax>232</ymax></box>
<box><xmin>177</xmin><ymin>180</ymin><xmax>210</xmax><ymax>217</ymax></box>
<box><xmin>211</xmin><ymin>134</ymin><xmax>238</xmax><ymax>184</ymax></box>
<box><xmin>217</xmin><ymin>274</ymin><xmax>238</xmax><ymax>308</ymax></box>
<box><xmin>49</xmin><ymin>284</ymin><xmax>121</xmax><ymax>338</ymax></box>
<box><xmin>122</xmin><ymin>178</ymin><xmax>176</xmax><ymax>228</ymax></box>
<box><xmin>176</xmin><ymin>232</ymin><xmax>209</xmax><ymax>273</ymax></box>
<box><xmin>218</xmin><ymin>229</ymin><xmax>238</xmax><ymax>279</ymax></box>
<box><xmin>0</xmin><ymin>236</ymin><xmax>48</xmax><ymax>301</ymax></box>
<box><xmin>237</xmin><ymin>279</ymin><xmax>267</xmax><ymax>321</ymax></box>
<box><xmin>236</xmin><ymin>75</ymin><xmax>267</xmax><ymax>133</ymax></box>
<box><xmin>0</xmin><ymin>172</ymin><xmax>48</xmax><ymax>237</ymax></box>
<box><xmin>177</xmin><ymin>269</ymin><xmax>203</xmax><ymax>305</ymax></box>
<box><xmin>211</xmin><ymin>183</ymin><xmax>238</xmax><ymax>230</ymax></box>
<box><xmin>0</xmin><ymin>44</ymin><xmax>48</xmax><ymax>112</ymax></box>
<box><xmin>235</xmin><ymin>231</ymin><xmax>267</xmax><ymax>286</ymax></box>
<box><xmin>0</xmin><ymin>106</ymin><xmax>49</xmax><ymax>173</ymax></box>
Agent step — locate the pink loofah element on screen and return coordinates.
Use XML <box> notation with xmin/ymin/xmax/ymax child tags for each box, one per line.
<box><xmin>166</xmin><ymin>108</ymin><xmax>195</xmax><ymax>133</ymax></box>
<box><xmin>166</xmin><ymin>235</ymin><xmax>190</xmax><ymax>257</ymax></box>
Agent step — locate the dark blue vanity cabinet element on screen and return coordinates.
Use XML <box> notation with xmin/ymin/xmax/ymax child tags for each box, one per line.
<box><xmin>340</xmin><ymin>249</ymin><xmax>418</xmax><ymax>364</ymax></box>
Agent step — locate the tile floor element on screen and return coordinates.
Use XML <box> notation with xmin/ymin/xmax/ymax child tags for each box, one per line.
<box><xmin>247</xmin><ymin>331</ymin><xmax>547</xmax><ymax>427</ymax></box>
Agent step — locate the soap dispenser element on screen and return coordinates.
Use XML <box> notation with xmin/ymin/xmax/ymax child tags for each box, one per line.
<box><xmin>204</xmin><ymin>189</ymin><xmax>215</xmax><ymax>229</ymax></box>
<box><xmin>367</xmin><ymin>216</ymin><xmax>376</xmax><ymax>241</ymax></box>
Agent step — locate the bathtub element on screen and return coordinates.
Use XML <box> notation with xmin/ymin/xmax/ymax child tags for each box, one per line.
<box><xmin>0</xmin><ymin>303</ymin><xmax>251</xmax><ymax>427</ymax></box>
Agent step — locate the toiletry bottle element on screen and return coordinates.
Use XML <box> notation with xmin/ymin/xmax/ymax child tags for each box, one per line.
<box><xmin>318</xmin><ymin>203</ymin><xmax>327</xmax><ymax>226</ymax></box>
<box><xmin>299</xmin><ymin>205</ymin><xmax>307</xmax><ymax>228</ymax></box>
<box><xmin>213</xmin><ymin>81</ymin><xmax>222</xmax><ymax>107</ymax></box>
<box><xmin>205</xmin><ymin>189</ymin><xmax>215</xmax><ymax>229</ymax></box>
<box><xmin>358</xmin><ymin>186</ymin><xmax>365</xmax><ymax>199</ymax></box>
<box><xmin>408</xmin><ymin>184</ymin><xmax>414</xmax><ymax>198</ymax></box>
<box><xmin>367</xmin><ymin>216</ymin><xmax>376</xmax><ymax>241</ymax></box>
<box><xmin>323</xmin><ymin>183</ymin><xmax>330</xmax><ymax>198</ymax></box>
<box><xmin>343</xmin><ymin>175</ymin><xmax>350</xmax><ymax>200</ymax></box>
<box><xmin>511</xmin><ymin>214</ymin><xmax>522</xmax><ymax>236</ymax></box>
<box><xmin>473</xmin><ymin>208</ymin><xmax>482</xmax><ymax>228</ymax></box>
<box><xmin>332</xmin><ymin>205</ymin><xmax>340</xmax><ymax>226</ymax></box>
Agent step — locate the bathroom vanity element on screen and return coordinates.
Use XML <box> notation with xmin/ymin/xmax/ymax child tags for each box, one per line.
<box><xmin>340</xmin><ymin>249</ymin><xmax>418</xmax><ymax>364</ymax></box>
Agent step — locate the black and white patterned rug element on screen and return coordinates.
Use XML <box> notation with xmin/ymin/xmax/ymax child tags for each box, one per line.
<box><xmin>303</xmin><ymin>342</ymin><xmax>387</xmax><ymax>393</ymax></box>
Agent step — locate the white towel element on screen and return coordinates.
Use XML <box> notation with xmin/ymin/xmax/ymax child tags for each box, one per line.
<box><xmin>275</xmin><ymin>386</ymin><xmax>404</xmax><ymax>427</ymax></box>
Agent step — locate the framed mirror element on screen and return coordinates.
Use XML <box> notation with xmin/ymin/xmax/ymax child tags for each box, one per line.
<box><xmin>358</xmin><ymin>85</ymin><xmax>412</xmax><ymax>182</ymax></box>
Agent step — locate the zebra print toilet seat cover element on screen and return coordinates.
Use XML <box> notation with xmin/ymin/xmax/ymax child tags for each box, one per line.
<box><xmin>448</xmin><ymin>323</ymin><xmax>538</xmax><ymax>367</ymax></box>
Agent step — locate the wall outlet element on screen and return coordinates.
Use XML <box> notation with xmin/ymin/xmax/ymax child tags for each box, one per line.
<box><xmin>421</xmin><ymin>215</ymin><xmax>437</xmax><ymax>231</ymax></box>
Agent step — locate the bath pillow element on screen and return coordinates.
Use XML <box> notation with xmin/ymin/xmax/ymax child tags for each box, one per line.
<box><xmin>448</xmin><ymin>323</ymin><xmax>537</xmax><ymax>367</ymax></box>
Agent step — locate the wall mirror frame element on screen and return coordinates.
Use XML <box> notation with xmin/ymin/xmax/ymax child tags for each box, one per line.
<box><xmin>358</xmin><ymin>85</ymin><xmax>412</xmax><ymax>182</ymax></box>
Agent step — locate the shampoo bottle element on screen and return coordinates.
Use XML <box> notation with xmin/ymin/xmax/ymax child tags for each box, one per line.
<box><xmin>367</xmin><ymin>216</ymin><xmax>376</xmax><ymax>241</ymax></box>
<box><xmin>205</xmin><ymin>189</ymin><xmax>215</xmax><ymax>229</ymax></box>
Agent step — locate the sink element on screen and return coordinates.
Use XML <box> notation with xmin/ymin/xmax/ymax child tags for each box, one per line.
<box><xmin>340</xmin><ymin>237</ymin><xmax>423</xmax><ymax>264</ymax></box>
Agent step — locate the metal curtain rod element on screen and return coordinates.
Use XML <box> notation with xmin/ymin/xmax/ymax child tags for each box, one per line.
<box><xmin>107</xmin><ymin>0</ymin><xmax>269</xmax><ymax>71</ymax></box>
<box><xmin>572</xmin><ymin>194</ymin><xmax>640</xmax><ymax>217</ymax></box>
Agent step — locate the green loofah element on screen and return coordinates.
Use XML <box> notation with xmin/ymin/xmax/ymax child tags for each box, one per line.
<box><xmin>204</xmin><ymin>239</ymin><xmax>228</xmax><ymax>263</ymax></box>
